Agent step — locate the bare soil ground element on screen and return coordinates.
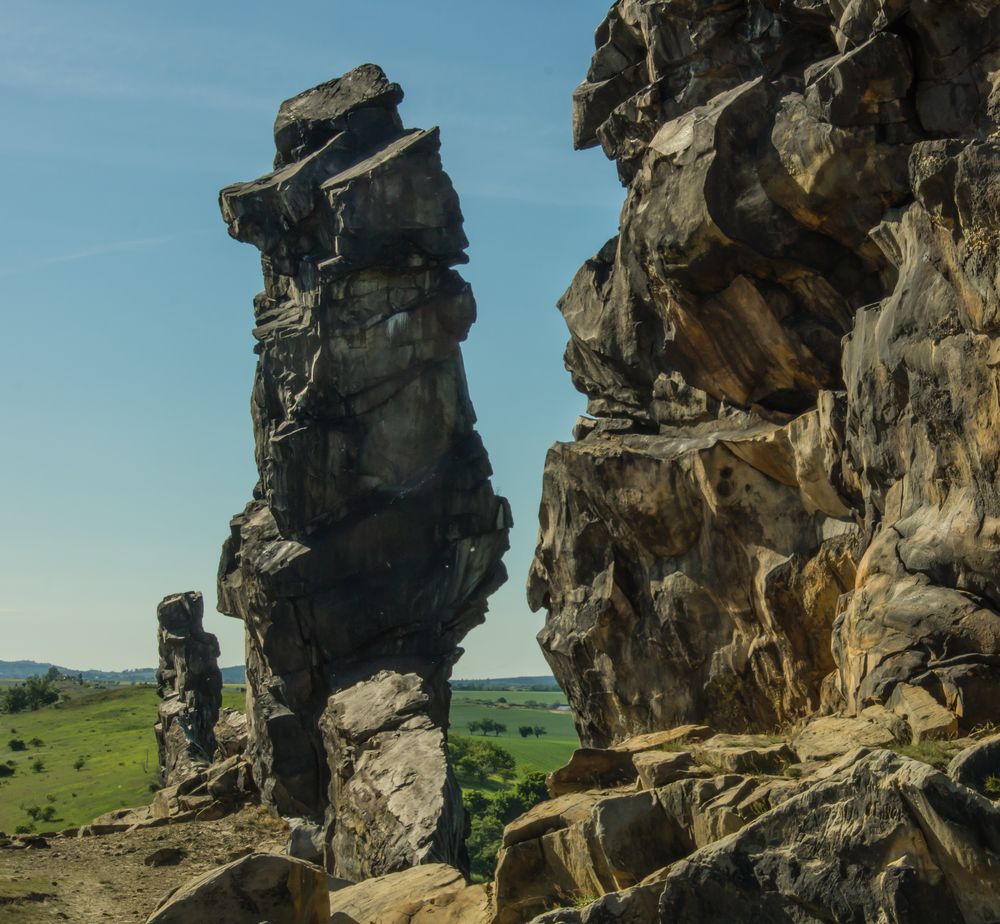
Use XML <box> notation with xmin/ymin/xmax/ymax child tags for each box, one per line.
<box><xmin>0</xmin><ymin>806</ymin><xmax>287</xmax><ymax>923</ymax></box>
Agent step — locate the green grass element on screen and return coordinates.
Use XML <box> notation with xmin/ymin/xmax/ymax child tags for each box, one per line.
<box><xmin>451</xmin><ymin>700</ymin><xmax>578</xmax><ymax>782</ymax></box>
<box><xmin>0</xmin><ymin>684</ymin><xmax>245</xmax><ymax>833</ymax></box>
<box><xmin>451</xmin><ymin>690</ymin><xmax>568</xmax><ymax>707</ymax></box>
<box><xmin>0</xmin><ymin>683</ymin><xmax>577</xmax><ymax>832</ymax></box>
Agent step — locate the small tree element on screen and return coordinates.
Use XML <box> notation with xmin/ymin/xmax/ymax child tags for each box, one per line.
<box><xmin>73</xmin><ymin>756</ymin><xmax>86</xmax><ymax>771</ymax></box>
<box><xmin>467</xmin><ymin>720</ymin><xmax>483</xmax><ymax>736</ymax></box>
<box><xmin>31</xmin><ymin>758</ymin><xmax>44</xmax><ymax>773</ymax></box>
<box><xmin>532</xmin><ymin>726</ymin><xmax>547</xmax><ymax>739</ymax></box>
<box><xmin>491</xmin><ymin>722</ymin><xmax>506</xmax><ymax>737</ymax></box>
<box><xmin>518</xmin><ymin>726</ymin><xmax>533</xmax><ymax>738</ymax></box>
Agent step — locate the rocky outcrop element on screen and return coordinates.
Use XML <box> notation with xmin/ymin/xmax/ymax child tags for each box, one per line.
<box><xmin>509</xmin><ymin>724</ymin><xmax>1000</xmax><ymax>923</ymax></box>
<box><xmin>529</xmin><ymin>0</ymin><xmax>1000</xmax><ymax>747</ymax></box>
<box><xmin>154</xmin><ymin>592</ymin><xmax>222</xmax><ymax>785</ymax></box>
<box><xmin>216</xmin><ymin>64</ymin><xmax>510</xmax><ymax>877</ymax></box>
<box><xmin>328</xmin><ymin>863</ymin><xmax>490</xmax><ymax>924</ymax></box>
<box><xmin>655</xmin><ymin>750</ymin><xmax>1000</xmax><ymax>923</ymax></box>
<box><xmin>146</xmin><ymin>852</ymin><xmax>329</xmax><ymax>924</ymax></box>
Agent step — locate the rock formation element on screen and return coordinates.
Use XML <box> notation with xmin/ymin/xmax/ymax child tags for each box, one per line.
<box><xmin>216</xmin><ymin>64</ymin><xmax>510</xmax><ymax>877</ymax></box>
<box><xmin>529</xmin><ymin>0</ymin><xmax>1000</xmax><ymax>749</ymax></box>
<box><xmin>155</xmin><ymin>591</ymin><xmax>222</xmax><ymax>785</ymax></box>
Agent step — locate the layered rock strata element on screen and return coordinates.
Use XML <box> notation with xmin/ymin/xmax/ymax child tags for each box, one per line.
<box><xmin>155</xmin><ymin>591</ymin><xmax>223</xmax><ymax>785</ymax></box>
<box><xmin>529</xmin><ymin>0</ymin><xmax>1000</xmax><ymax>747</ymax></box>
<box><xmin>216</xmin><ymin>64</ymin><xmax>510</xmax><ymax>876</ymax></box>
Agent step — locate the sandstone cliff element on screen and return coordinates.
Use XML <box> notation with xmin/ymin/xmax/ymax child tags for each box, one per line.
<box><xmin>529</xmin><ymin>0</ymin><xmax>1000</xmax><ymax>750</ymax></box>
<box><xmin>216</xmin><ymin>65</ymin><xmax>511</xmax><ymax>878</ymax></box>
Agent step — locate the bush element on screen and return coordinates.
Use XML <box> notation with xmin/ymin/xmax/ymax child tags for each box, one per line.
<box><xmin>8</xmin><ymin>739</ymin><xmax>26</xmax><ymax>751</ymax></box>
<box><xmin>29</xmin><ymin>738</ymin><xmax>43</xmax><ymax>748</ymax></box>
<box><xmin>462</xmin><ymin>770</ymin><xmax>550</xmax><ymax>881</ymax></box>
<box><xmin>13</xmin><ymin>823</ymin><xmax>33</xmax><ymax>834</ymax></box>
<box><xmin>73</xmin><ymin>756</ymin><xmax>86</xmax><ymax>771</ymax></box>
<box><xmin>0</xmin><ymin>676</ymin><xmax>59</xmax><ymax>714</ymax></box>
<box><xmin>450</xmin><ymin>736</ymin><xmax>516</xmax><ymax>783</ymax></box>
<box><xmin>0</xmin><ymin>763</ymin><xmax>13</xmax><ymax>778</ymax></box>
<box><xmin>31</xmin><ymin>758</ymin><xmax>44</xmax><ymax>773</ymax></box>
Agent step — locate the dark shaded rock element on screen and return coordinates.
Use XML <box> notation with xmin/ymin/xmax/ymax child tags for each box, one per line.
<box><xmin>144</xmin><ymin>847</ymin><xmax>184</xmax><ymax>867</ymax></box>
<box><xmin>949</xmin><ymin>734</ymin><xmax>1000</xmax><ymax>798</ymax></box>
<box><xmin>154</xmin><ymin>591</ymin><xmax>222</xmax><ymax>785</ymax></box>
<box><xmin>216</xmin><ymin>65</ymin><xmax>509</xmax><ymax>879</ymax></box>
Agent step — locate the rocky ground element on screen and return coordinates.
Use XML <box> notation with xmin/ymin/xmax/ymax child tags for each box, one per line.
<box><xmin>0</xmin><ymin>806</ymin><xmax>287</xmax><ymax>923</ymax></box>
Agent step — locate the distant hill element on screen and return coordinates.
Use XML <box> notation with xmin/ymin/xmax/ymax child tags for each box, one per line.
<box><xmin>1</xmin><ymin>661</ymin><xmax>552</xmax><ymax>691</ymax></box>
<box><xmin>0</xmin><ymin>660</ymin><xmax>246</xmax><ymax>684</ymax></box>
<box><xmin>452</xmin><ymin>675</ymin><xmax>561</xmax><ymax>691</ymax></box>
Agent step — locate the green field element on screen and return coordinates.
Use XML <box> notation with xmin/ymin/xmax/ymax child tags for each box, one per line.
<box><xmin>0</xmin><ymin>684</ymin><xmax>244</xmax><ymax>833</ymax></box>
<box><xmin>451</xmin><ymin>699</ymin><xmax>579</xmax><ymax>785</ymax></box>
<box><xmin>0</xmin><ymin>682</ymin><xmax>578</xmax><ymax>833</ymax></box>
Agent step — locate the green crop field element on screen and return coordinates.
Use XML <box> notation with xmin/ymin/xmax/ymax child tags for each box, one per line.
<box><xmin>0</xmin><ymin>684</ymin><xmax>244</xmax><ymax>833</ymax></box>
<box><xmin>0</xmin><ymin>682</ymin><xmax>578</xmax><ymax>833</ymax></box>
<box><xmin>451</xmin><ymin>700</ymin><xmax>579</xmax><ymax>781</ymax></box>
<box><xmin>451</xmin><ymin>689</ymin><xmax>568</xmax><ymax>707</ymax></box>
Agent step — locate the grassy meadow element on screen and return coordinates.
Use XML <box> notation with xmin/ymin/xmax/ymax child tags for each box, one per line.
<box><xmin>0</xmin><ymin>684</ymin><xmax>244</xmax><ymax>833</ymax></box>
<box><xmin>0</xmin><ymin>681</ymin><xmax>579</xmax><ymax>833</ymax></box>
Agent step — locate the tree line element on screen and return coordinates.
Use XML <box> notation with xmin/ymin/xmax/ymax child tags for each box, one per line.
<box><xmin>0</xmin><ymin>674</ymin><xmax>59</xmax><ymax>713</ymax></box>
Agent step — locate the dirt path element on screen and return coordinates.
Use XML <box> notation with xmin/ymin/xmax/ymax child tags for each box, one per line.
<box><xmin>0</xmin><ymin>806</ymin><xmax>287</xmax><ymax>923</ymax></box>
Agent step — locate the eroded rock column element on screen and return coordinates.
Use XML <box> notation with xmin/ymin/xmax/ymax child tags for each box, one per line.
<box><xmin>217</xmin><ymin>65</ymin><xmax>510</xmax><ymax>878</ymax></box>
<box><xmin>530</xmin><ymin>1</ymin><xmax>1000</xmax><ymax>746</ymax></box>
<box><xmin>155</xmin><ymin>591</ymin><xmax>222</xmax><ymax>785</ymax></box>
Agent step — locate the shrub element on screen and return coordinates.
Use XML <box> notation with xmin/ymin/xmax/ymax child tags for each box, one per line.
<box><xmin>31</xmin><ymin>758</ymin><xmax>44</xmax><ymax>773</ymax></box>
<box><xmin>73</xmin><ymin>756</ymin><xmax>86</xmax><ymax>771</ymax></box>
<box><xmin>8</xmin><ymin>739</ymin><xmax>26</xmax><ymax>752</ymax></box>
<box><xmin>29</xmin><ymin>738</ymin><xmax>43</xmax><ymax>748</ymax></box>
<box><xmin>0</xmin><ymin>763</ymin><xmax>13</xmax><ymax>778</ymax></box>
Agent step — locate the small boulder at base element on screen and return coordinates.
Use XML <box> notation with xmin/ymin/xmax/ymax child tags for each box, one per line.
<box><xmin>146</xmin><ymin>852</ymin><xmax>328</xmax><ymax>924</ymax></box>
<box><xmin>328</xmin><ymin>863</ymin><xmax>488</xmax><ymax>924</ymax></box>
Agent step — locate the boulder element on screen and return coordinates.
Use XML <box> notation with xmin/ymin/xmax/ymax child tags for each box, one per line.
<box><xmin>328</xmin><ymin>863</ymin><xmax>489</xmax><ymax>924</ymax></box>
<box><xmin>319</xmin><ymin>671</ymin><xmax>465</xmax><ymax>880</ymax></box>
<box><xmin>146</xmin><ymin>853</ymin><xmax>328</xmax><ymax>924</ymax></box>
<box><xmin>949</xmin><ymin>734</ymin><xmax>1000</xmax><ymax>797</ymax></box>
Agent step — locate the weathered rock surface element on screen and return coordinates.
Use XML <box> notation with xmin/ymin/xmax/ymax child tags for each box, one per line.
<box><xmin>154</xmin><ymin>592</ymin><xmax>222</xmax><ymax>785</ymax></box>
<box><xmin>657</xmin><ymin>750</ymin><xmax>1000</xmax><ymax>923</ymax></box>
<box><xmin>530</xmin><ymin>0</ymin><xmax>1000</xmax><ymax>751</ymax></box>
<box><xmin>216</xmin><ymin>63</ymin><xmax>509</xmax><ymax>881</ymax></box>
<box><xmin>146</xmin><ymin>852</ymin><xmax>328</xmax><ymax>924</ymax></box>
<box><xmin>319</xmin><ymin>670</ymin><xmax>465</xmax><ymax>881</ymax></box>
<box><xmin>328</xmin><ymin>862</ymin><xmax>490</xmax><ymax>924</ymax></box>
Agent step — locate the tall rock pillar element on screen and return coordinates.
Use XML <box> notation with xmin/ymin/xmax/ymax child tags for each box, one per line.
<box><xmin>154</xmin><ymin>591</ymin><xmax>223</xmax><ymax>785</ymax></box>
<box><xmin>217</xmin><ymin>65</ymin><xmax>510</xmax><ymax>878</ymax></box>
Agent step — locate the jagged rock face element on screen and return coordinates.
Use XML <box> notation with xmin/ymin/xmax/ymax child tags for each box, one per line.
<box><xmin>154</xmin><ymin>592</ymin><xmax>222</xmax><ymax>785</ymax></box>
<box><xmin>530</xmin><ymin>0</ymin><xmax>1000</xmax><ymax>745</ymax></box>
<box><xmin>216</xmin><ymin>64</ymin><xmax>510</xmax><ymax>868</ymax></box>
<box><xmin>319</xmin><ymin>671</ymin><xmax>465</xmax><ymax>881</ymax></box>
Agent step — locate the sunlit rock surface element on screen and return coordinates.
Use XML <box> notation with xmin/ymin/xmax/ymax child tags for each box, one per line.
<box><xmin>529</xmin><ymin>0</ymin><xmax>1000</xmax><ymax>749</ymax></box>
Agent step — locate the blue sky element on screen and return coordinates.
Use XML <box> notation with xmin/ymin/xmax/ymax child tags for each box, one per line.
<box><xmin>0</xmin><ymin>0</ymin><xmax>622</xmax><ymax>676</ymax></box>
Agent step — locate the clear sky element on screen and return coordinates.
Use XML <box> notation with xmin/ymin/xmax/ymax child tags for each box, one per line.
<box><xmin>0</xmin><ymin>0</ymin><xmax>622</xmax><ymax>677</ymax></box>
